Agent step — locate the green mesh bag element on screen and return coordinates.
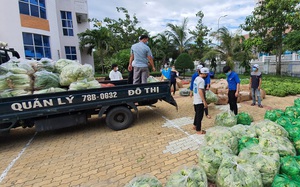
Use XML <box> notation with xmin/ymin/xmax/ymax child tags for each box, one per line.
<box><xmin>237</xmin><ymin>112</ymin><xmax>253</xmax><ymax>125</ymax></box>
<box><xmin>294</xmin><ymin>98</ymin><xmax>300</xmax><ymax>108</ymax></box>
<box><xmin>280</xmin><ymin>156</ymin><xmax>300</xmax><ymax>182</ymax></box>
<box><xmin>276</xmin><ymin>116</ymin><xmax>293</xmax><ymax>129</ymax></box>
<box><xmin>238</xmin><ymin>136</ymin><xmax>259</xmax><ymax>153</ymax></box>
<box><xmin>285</xmin><ymin>106</ymin><xmax>300</xmax><ymax>119</ymax></box>
<box><xmin>272</xmin><ymin>174</ymin><xmax>300</xmax><ymax>187</ymax></box>
<box><xmin>264</xmin><ymin>109</ymin><xmax>285</xmax><ymax>122</ymax></box>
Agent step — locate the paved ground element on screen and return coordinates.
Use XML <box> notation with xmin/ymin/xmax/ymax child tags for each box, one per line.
<box><xmin>0</xmin><ymin>85</ymin><xmax>298</xmax><ymax>187</ymax></box>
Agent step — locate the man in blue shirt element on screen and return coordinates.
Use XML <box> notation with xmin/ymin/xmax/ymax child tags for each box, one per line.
<box><xmin>128</xmin><ymin>35</ymin><xmax>156</xmax><ymax>84</ymax></box>
<box><xmin>223</xmin><ymin>66</ymin><xmax>240</xmax><ymax>115</ymax></box>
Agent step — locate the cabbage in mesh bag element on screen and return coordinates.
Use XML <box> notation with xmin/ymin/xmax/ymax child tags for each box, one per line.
<box><xmin>165</xmin><ymin>166</ymin><xmax>208</xmax><ymax>187</ymax></box>
<box><xmin>214</xmin><ymin>110</ymin><xmax>237</xmax><ymax>127</ymax></box>
<box><xmin>69</xmin><ymin>79</ymin><xmax>100</xmax><ymax>91</ymax></box>
<box><xmin>34</xmin><ymin>71</ymin><xmax>60</xmax><ymax>90</ymax></box>
<box><xmin>294</xmin><ymin>98</ymin><xmax>300</xmax><ymax>108</ymax></box>
<box><xmin>259</xmin><ymin>134</ymin><xmax>296</xmax><ymax>157</ymax></box>
<box><xmin>205</xmin><ymin>126</ymin><xmax>238</xmax><ymax>154</ymax></box>
<box><xmin>60</xmin><ymin>64</ymin><xmax>94</xmax><ymax>86</ymax></box>
<box><xmin>33</xmin><ymin>87</ymin><xmax>66</xmax><ymax>95</ymax></box>
<box><xmin>1</xmin><ymin>59</ymin><xmax>35</xmax><ymax>75</ymax></box>
<box><xmin>272</xmin><ymin>174</ymin><xmax>300</xmax><ymax>187</ymax></box>
<box><xmin>239</xmin><ymin>145</ymin><xmax>280</xmax><ymax>186</ymax></box>
<box><xmin>198</xmin><ymin>144</ymin><xmax>233</xmax><ymax>182</ymax></box>
<box><xmin>230</xmin><ymin>124</ymin><xmax>257</xmax><ymax>139</ymax></box>
<box><xmin>179</xmin><ymin>88</ymin><xmax>190</xmax><ymax>96</ymax></box>
<box><xmin>216</xmin><ymin>155</ymin><xmax>263</xmax><ymax>187</ymax></box>
<box><xmin>236</xmin><ymin>112</ymin><xmax>253</xmax><ymax>125</ymax></box>
<box><xmin>292</xmin><ymin>136</ymin><xmax>300</xmax><ymax>155</ymax></box>
<box><xmin>238</xmin><ymin>136</ymin><xmax>259</xmax><ymax>153</ymax></box>
<box><xmin>54</xmin><ymin>59</ymin><xmax>79</xmax><ymax>73</ymax></box>
<box><xmin>264</xmin><ymin>109</ymin><xmax>285</xmax><ymax>122</ymax></box>
<box><xmin>36</xmin><ymin>58</ymin><xmax>55</xmax><ymax>72</ymax></box>
<box><xmin>147</xmin><ymin>76</ymin><xmax>159</xmax><ymax>83</ymax></box>
<box><xmin>275</xmin><ymin>116</ymin><xmax>293</xmax><ymax>129</ymax></box>
<box><xmin>5</xmin><ymin>73</ymin><xmax>32</xmax><ymax>90</ymax></box>
<box><xmin>125</xmin><ymin>175</ymin><xmax>162</xmax><ymax>187</ymax></box>
<box><xmin>251</xmin><ymin>120</ymin><xmax>289</xmax><ymax>138</ymax></box>
<box><xmin>285</xmin><ymin>106</ymin><xmax>300</xmax><ymax>119</ymax></box>
<box><xmin>284</xmin><ymin>123</ymin><xmax>300</xmax><ymax>141</ymax></box>
<box><xmin>0</xmin><ymin>89</ymin><xmax>31</xmax><ymax>98</ymax></box>
<box><xmin>205</xmin><ymin>90</ymin><xmax>218</xmax><ymax>104</ymax></box>
<box><xmin>280</xmin><ymin>156</ymin><xmax>300</xmax><ymax>182</ymax></box>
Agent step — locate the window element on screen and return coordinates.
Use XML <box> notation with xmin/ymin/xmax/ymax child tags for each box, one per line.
<box><xmin>65</xmin><ymin>46</ymin><xmax>77</xmax><ymax>60</ymax></box>
<box><xmin>19</xmin><ymin>0</ymin><xmax>47</xmax><ymax>19</ymax></box>
<box><xmin>61</xmin><ymin>11</ymin><xmax>74</xmax><ymax>36</ymax></box>
<box><xmin>22</xmin><ymin>32</ymin><xmax>51</xmax><ymax>60</ymax></box>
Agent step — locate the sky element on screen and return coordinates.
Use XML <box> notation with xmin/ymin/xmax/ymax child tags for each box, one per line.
<box><xmin>87</xmin><ymin>0</ymin><xmax>257</xmax><ymax>37</ymax></box>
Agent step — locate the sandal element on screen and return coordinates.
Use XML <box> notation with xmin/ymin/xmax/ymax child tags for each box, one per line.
<box><xmin>206</xmin><ymin>115</ymin><xmax>212</xmax><ymax>119</ymax></box>
<box><xmin>251</xmin><ymin>103</ymin><xmax>255</xmax><ymax>106</ymax></box>
<box><xmin>258</xmin><ymin>105</ymin><xmax>263</xmax><ymax>108</ymax></box>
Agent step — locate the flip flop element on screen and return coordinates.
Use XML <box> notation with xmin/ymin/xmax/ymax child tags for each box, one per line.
<box><xmin>206</xmin><ymin>115</ymin><xmax>211</xmax><ymax>119</ymax></box>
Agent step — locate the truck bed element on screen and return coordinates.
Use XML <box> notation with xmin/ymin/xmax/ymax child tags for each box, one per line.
<box><xmin>0</xmin><ymin>81</ymin><xmax>177</xmax><ymax>132</ymax></box>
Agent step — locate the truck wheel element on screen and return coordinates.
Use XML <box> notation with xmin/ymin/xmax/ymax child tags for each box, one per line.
<box><xmin>105</xmin><ymin>106</ymin><xmax>133</xmax><ymax>131</ymax></box>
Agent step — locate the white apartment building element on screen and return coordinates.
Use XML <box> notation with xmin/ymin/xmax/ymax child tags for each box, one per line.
<box><xmin>0</xmin><ymin>0</ymin><xmax>93</xmax><ymax>66</ymax></box>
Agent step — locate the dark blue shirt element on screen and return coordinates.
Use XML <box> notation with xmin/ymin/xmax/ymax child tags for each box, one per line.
<box><xmin>250</xmin><ymin>71</ymin><xmax>262</xmax><ymax>89</ymax></box>
<box><xmin>190</xmin><ymin>72</ymin><xmax>199</xmax><ymax>91</ymax></box>
<box><xmin>227</xmin><ymin>71</ymin><xmax>240</xmax><ymax>90</ymax></box>
<box><xmin>170</xmin><ymin>71</ymin><xmax>178</xmax><ymax>83</ymax></box>
<box><xmin>190</xmin><ymin>71</ymin><xmax>211</xmax><ymax>90</ymax></box>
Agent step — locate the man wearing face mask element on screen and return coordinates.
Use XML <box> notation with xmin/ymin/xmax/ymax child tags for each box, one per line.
<box><xmin>223</xmin><ymin>66</ymin><xmax>240</xmax><ymax>115</ymax></box>
<box><xmin>249</xmin><ymin>64</ymin><xmax>263</xmax><ymax>108</ymax></box>
<box><xmin>128</xmin><ymin>34</ymin><xmax>156</xmax><ymax>84</ymax></box>
<box><xmin>109</xmin><ymin>63</ymin><xmax>123</xmax><ymax>81</ymax></box>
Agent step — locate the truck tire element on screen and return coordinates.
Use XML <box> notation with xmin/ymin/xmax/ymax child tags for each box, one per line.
<box><xmin>105</xmin><ymin>106</ymin><xmax>133</xmax><ymax>131</ymax></box>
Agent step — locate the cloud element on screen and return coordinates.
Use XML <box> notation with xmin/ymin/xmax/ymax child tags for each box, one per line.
<box><xmin>87</xmin><ymin>0</ymin><xmax>256</xmax><ymax>36</ymax></box>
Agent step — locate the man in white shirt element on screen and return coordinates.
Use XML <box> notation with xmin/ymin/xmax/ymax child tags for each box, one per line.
<box><xmin>109</xmin><ymin>64</ymin><xmax>123</xmax><ymax>81</ymax></box>
<box><xmin>192</xmin><ymin>67</ymin><xmax>209</xmax><ymax>134</ymax></box>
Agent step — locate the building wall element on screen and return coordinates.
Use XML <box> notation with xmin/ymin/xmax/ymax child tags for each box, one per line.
<box><xmin>0</xmin><ymin>0</ymin><xmax>93</xmax><ymax>67</ymax></box>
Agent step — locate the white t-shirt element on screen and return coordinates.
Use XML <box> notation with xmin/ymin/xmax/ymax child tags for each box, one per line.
<box><xmin>109</xmin><ymin>70</ymin><xmax>123</xmax><ymax>81</ymax></box>
<box><xmin>193</xmin><ymin>76</ymin><xmax>205</xmax><ymax>105</ymax></box>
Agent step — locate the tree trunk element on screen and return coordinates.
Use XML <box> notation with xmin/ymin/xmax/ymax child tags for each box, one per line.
<box><xmin>276</xmin><ymin>47</ymin><xmax>282</xmax><ymax>75</ymax></box>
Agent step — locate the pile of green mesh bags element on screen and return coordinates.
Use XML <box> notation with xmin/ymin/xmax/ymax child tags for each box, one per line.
<box><xmin>198</xmin><ymin>108</ymin><xmax>299</xmax><ymax>187</ymax></box>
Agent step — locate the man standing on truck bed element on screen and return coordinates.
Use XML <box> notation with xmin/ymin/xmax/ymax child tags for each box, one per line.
<box><xmin>128</xmin><ymin>35</ymin><xmax>156</xmax><ymax>84</ymax></box>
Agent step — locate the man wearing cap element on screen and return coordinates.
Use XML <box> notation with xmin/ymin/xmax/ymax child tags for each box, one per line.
<box><xmin>223</xmin><ymin>66</ymin><xmax>240</xmax><ymax>115</ymax></box>
<box><xmin>190</xmin><ymin>64</ymin><xmax>203</xmax><ymax>95</ymax></box>
<box><xmin>192</xmin><ymin>67</ymin><xmax>209</xmax><ymax>134</ymax></box>
<box><xmin>128</xmin><ymin>35</ymin><xmax>156</xmax><ymax>84</ymax></box>
<box><xmin>190</xmin><ymin>64</ymin><xmax>211</xmax><ymax>119</ymax></box>
<box><xmin>249</xmin><ymin>64</ymin><xmax>263</xmax><ymax>108</ymax></box>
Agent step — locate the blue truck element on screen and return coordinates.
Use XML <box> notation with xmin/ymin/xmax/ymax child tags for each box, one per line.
<box><xmin>0</xmin><ymin>80</ymin><xmax>177</xmax><ymax>133</ymax></box>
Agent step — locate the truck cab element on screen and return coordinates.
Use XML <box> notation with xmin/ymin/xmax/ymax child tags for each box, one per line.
<box><xmin>0</xmin><ymin>47</ymin><xmax>20</xmax><ymax>64</ymax></box>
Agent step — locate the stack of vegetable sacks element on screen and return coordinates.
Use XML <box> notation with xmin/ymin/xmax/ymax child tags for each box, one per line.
<box><xmin>198</xmin><ymin>107</ymin><xmax>299</xmax><ymax>187</ymax></box>
<box><xmin>0</xmin><ymin>58</ymin><xmax>33</xmax><ymax>97</ymax></box>
<box><xmin>0</xmin><ymin>58</ymin><xmax>101</xmax><ymax>98</ymax></box>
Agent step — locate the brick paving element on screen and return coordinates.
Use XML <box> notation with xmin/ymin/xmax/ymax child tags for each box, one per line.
<box><xmin>0</xmin><ymin>90</ymin><xmax>298</xmax><ymax>187</ymax></box>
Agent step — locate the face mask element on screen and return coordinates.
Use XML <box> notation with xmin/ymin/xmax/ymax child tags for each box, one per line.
<box><xmin>252</xmin><ymin>67</ymin><xmax>257</xmax><ymax>72</ymax></box>
<box><xmin>116</xmin><ymin>67</ymin><xmax>118</xmax><ymax>71</ymax></box>
<box><xmin>145</xmin><ymin>41</ymin><xmax>149</xmax><ymax>45</ymax></box>
<box><xmin>164</xmin><ymin>65</ymin><xmax>168</xmax><ymax>68</ymax></box>
<box><xmin>225</xmin><ymin>72</ymin><xmax>231</xmax><ymax>77</ymax></box>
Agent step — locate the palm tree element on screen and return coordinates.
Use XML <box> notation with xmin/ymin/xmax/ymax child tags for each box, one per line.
<box><xmin>150</xmin><ymin>33</ymin><xmax>175</xmax><ymax>66</ymax></box>
<box><xmin>78</xmin><ymin>27</ymin><xmax>111</xmax><ymax>74</ymax></box>
<box><xmin>165</xmin><ymin>18</ymin><xmax>194</xmax><ymax>54</ymax></box>
<box><xmin>207</xmin><ymin>27</ymin><xmax>254</xmax><ymax>73</ymax></box>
